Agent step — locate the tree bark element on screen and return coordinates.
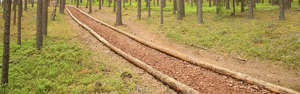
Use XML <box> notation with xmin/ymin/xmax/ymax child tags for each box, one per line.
<box><xmin>51</xmin><ymin>0</ymin><xmax>58</xmax><ymax>20</ymax></box>
<box><xmin>13</xmin><ymin>0</ymin><xmax>17</xmax><ymax>25</ymax></box>
<box><xmin>147</xmin><ymin>0</ymin><xmax>151</xmax><ymax>17</ymax></box>
<box><xmin>248</xmin><ymin>0</ymin><xmax>254</xmax><ymax>19</ymax></box>
<box><xmin>42</xmin><ymin>0</ymin><xmax>48</xmax><ymax>36</ymax></box>
<box><xmin>279</xmin><ymin>0</ymin><xmax>285</xmax><ymax>20</ymax></box>
<box><xmin>241</xmin><ymin>0</ymin><xmax>245</xmax><ymax>12</ymax></box>
<box><xmin>225</xmin><ymin>0</ymin><xmax>230</xmax><ymax>9</ymax></box>
<box><xmin>25</xmin><ymin>0</ymin><xmax>28</xmax><ymax>11</ymax></box>
<box><xmin>77</xmin><ymin>0</ymin><xmax>79</xmax><ymax>7</ymax></box>
<box><xmin>137</xmin><ymin>0</ymin><xmax>141</xmax><ymax>19</ymax></box>
<box><xmin>197</xmin><ymin>0</ymin><xmax>203</xmax><ymax>23</ymax></box>
<box><xmin>60</xmin><ymin>0</ymin><xmax>65</xmax><ymax>14</ymax></box>
<box><xmin>89</xmin><ymin>0</ymin><xmax>92</xmax><ymax>13</ymax></box>
<box><xmin>173</xmin><ymin>0</ymin><xmax>177</xmax><ymax>14</ymax></box>
<box><xmin>160</xmin><ymin>0</ymin><xmax>164</xmax><ymax>24</ymax></box>
<box><xmin>99</xmin><ymin>0</ymin><xmax>102</xmax><ymax>9</ymax></box>
<box><xmin>36</xmin><ymin>0</ymin><xmax>43</xmax><ymax>50</ymax></box>
<box><xmin>18</xmin><ymin>0</ymin><xmax>23</xmax><ymax>45</ymax></box>
<box><xmin>31</xmin><ymin>0</ymin><xmax>34</xmax><ymax>7</ymax></box>
<box><xmin>232</xmin><ymin>0</ymin><xmax>236</xmax><ymax>16</ymax></box>
<box><xmin>113</xmin><ymin>0</ymin><xmax>116</xmax><ymax>12</ymax></box>
<box><xmin>209</xmin><ymin>0</ymin><xmax>212</xmax><ymax>7</ymax></box>
<box><xmin>116</xmin><ymin>0</ymin><xmax>122</xmax><ymax>25</ymax></box>
<box><xmin>177</xmin><ymin>0</ymin><xmax>184</xmax><ymax>20</ymax></box>
<box><xmin>2</xmin><ymin>0</ymin><xmax>12</xmax><ymax>86</ymax></box>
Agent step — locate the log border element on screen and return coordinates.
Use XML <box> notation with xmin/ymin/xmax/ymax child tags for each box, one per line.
<box><xmin>66</xmin><ymin>6</ymin><xmax>200</xmax><ymax>94</ymax></box>
<box><xmin>69</xmin><ymin>6</ymin><xmax>300</xmax><ymax>94</ymax></box>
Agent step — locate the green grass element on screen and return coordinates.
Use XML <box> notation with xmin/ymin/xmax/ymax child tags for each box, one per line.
<box><xmin>83</xmin><ymin>0</ymin><xmax>300</xmax><ymax>69</ymax></box>
<box><xmin>0</xmin><ymin>5</ymin><xmax>136</xmax><ymax>94</ymax></box>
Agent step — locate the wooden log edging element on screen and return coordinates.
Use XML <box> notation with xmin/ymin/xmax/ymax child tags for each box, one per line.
<box><xmin>70</xmin><ymin>6</ymin><xmax>300</xmax><ymax>94</ymax></box>
<box><xmin>66</xmin><ymin>7</ymin><xmax>200</xmax><ymax>94</ymax></box>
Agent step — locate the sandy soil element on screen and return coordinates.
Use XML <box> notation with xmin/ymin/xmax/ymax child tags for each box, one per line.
<box><xmin>78</xmin><ymin>6</ymin><xmax>300</xmax><ymax>91</ymax></box>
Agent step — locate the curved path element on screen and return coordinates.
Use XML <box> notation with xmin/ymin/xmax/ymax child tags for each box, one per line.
<box><xmin>66</xmin><ymin>6</ymin><xmax>281</xmax><ymax>94</ymax></box>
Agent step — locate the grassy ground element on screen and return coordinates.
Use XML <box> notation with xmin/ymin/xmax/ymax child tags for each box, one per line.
<box><xmin>0</xmin><ymin>5</ymin><xmax>136</xmax><ymax>94</ymax></box>
<box><xmin>73</xmin><ymin>0</ymin><xmax>300</xmax><ymax>69</ymax></box>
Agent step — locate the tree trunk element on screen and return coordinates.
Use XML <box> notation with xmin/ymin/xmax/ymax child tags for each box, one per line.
<box><xmin>60</xmin><ymin>0</ymin><xmax>65</xmax><ymax>14</ymax></box>
<box><xmin>209</xmin><ymin>0</ymin><xmax>212</xmax><ymax>7</ymax></box>
<box><xmin>177</xmin><ymin>0</ymin><xmax>184</xmax><ymax>20</ymax></box>
<box><xmin>160</xmin><ymin>0</ymin><xmax>164</xmax><ymax>24</ymax></box>
<box><xmin>123</xmin><ymin>0</ymin><xmax>125</xmax><ymax>8</ymax></box>
<box><xmin>116</xmin><ymin>0</ymin><xmax>122</xmax><ymax>25</ymax></box>
<box><xmin>225</xmin><ymin>0</ymin><xmax>230</xmax><ymax>9</ymax></box>
<box><xmin>113</xmin><ymin>0</ymin><xmax>116</xmax><ymax>12</ymax></box>
<box><xmin>51</xmin><ymin>0</ymin><xmax>58</xmax><ymax>20</ymax></box>
<box><xmin>25</xmin><ymin>0</ymin><xmax>28</xmax><ymax>11</ymax></box>
<box><xmin>77</xmin><ymin>0</ymin><xmax>79</xmax><ymax>7</ymax></box>
<box><xmin>279</xmin><ymin>0</ymin><xmax>285</xmax><ymax>20</ymax></box>
<box><xmin>147</xmin><ymin>0</ymin><xmax>151</xmax><ymax>17</ymax></box>
<box><xmin>137</xmin><ymin>0</ymin><xmax>141</xmax><ymax>19</ymax></box>
<box><xmin>232</xmin><ymin>0</ymin><xmax>235</xmax><ymax>16</ymax></box>
<box><xmin>2</xmin><ymin>0</ymin><xmax>12</xmax><ymax>86</ymax></box>
<box><xmin>241</xmin><ymin>0</ymin><xmax>245</xmax><ymax>12</ymax></box>
<box><xmin>248</xmin><ymin>0</ymin><xmax>254</xmax><ymax>19</ymax></box>
<box><xmin>99</xmin><ymin>0</ymin><xmax>102</xmax><ymax>9</ymax></box>
<box><xmin>18</xmin><ymin>0</ymin><xmax>22</xmax><ymax>45</ymax></box>
<box><xmin>89</xmin><ymin>0</ymin><xmax>92</xmax><ymax>13</ymax></box>
<box><xmin>173</xmin><ymin>0</ymin><xmax>177</xmax><ymax>14</ymax></box>
<box><xmin>13</xmin><ymin>0</ymin><xmax>17</xmax><ymax>25</ymax></box>
<box><xmin>31</xmin><ymin>0</ymin><xmax>34</xmax><ymax>7</ymax></box>
<box><xmin>197</xmin><ymin>0</ymin><xmax>203</xmax><ymax>23</ymax></box>
<box><xmin>42</xmin><ymin>0</ymin><xmax>48</xmax><ymax>36</ymax></box>
<box><xmin>36</xmin><ymin>0</ymin><xmax>43</xmax><ymax>50</ymax></box>
<box><xmin>86</xmin><ymin>0</ymin><xmax>88</xmax><ymax>8</ymax></box>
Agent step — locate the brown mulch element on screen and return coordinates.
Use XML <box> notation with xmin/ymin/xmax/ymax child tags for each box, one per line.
<box><xmin>67</xmin><ymin>7</ymin><xmax>275</xmax><ymax>94</ymax></box>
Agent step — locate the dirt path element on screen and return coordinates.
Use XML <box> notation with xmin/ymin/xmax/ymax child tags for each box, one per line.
<box><xmin>67</xmin><ymin>7</ymin><xmax>277</xmax><ymax>94</ymax></box>
<box><xmin>79</xmin><ymin>6</ymin><xmax>300</xmax><ymax>91</ymax></box>
<box><xmin>65</xmin><ymin>10</ymin><xmax>176</xmax><ymax>94</ymax></box>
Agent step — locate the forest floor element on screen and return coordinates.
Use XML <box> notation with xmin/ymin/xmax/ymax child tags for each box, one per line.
<box><xmin>0</xmin><ymin>6</ymin><xmax>175</xmax><ymax>94</ymax></box>
<box><xmin>77</xmin><ymin>4</ymin><xmax>300</xmax><ymax>91</ymax></box>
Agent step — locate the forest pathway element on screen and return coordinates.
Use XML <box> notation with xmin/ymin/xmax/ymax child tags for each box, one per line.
<box><xmin>66</xmin><ymin>6</ymin><xmax>284</xmax><ymax>94</ymax></box>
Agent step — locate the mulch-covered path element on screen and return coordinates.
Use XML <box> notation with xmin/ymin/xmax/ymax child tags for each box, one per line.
<box><xmin>67</xmin><ymin>6</ymin><xmax>275</xmax><ymax>94</ymax></box>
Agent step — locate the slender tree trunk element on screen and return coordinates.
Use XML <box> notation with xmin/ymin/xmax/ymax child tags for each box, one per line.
<box><xmin>99</xmin><ymin>0</ymin><xmax>102</xmax><ymax>9</ymax></box>
<box><xmin>177</xmin><ymin>0</ymin><xmax>184</xmax><ymax>20</ymax></box>
<box><xmin>173</xmin><ymin>0</ymin><xmax>177</xmax><ymax>14</ymax></box>
<box><xmin>209</xmin><ymin>0</ymin><xmax>212</xmax><ymax>7</ymax></box>
<box><xmin>18</xmin><ymin>0</ymin><xmax>23</xmax><ymax>45</ymax></box>
<box><xmin>147</xmin><ymin>0</ymin><xmax>151</xmax><ymax>17</ymax></box>
<box><xmin>77</xmin><ymin>0</ymin><xmax>79</xmax><ymax>7</ymax></box>
<box><xmin>279</xmin><ymin>0</ymin><xmax>285</xmax><ymax>20</ymax></box>
<box><xmin>36</xmin><ymin>0</ymin><xmax>43</xmax><ymax>50</ymax></box>
<box><xmin>123</xmin><ymin>0</ymin><xmax>125</xmax><ymax>8</ymax></box>
<box><xmin>232</xmin><ymin>0</ymin><xmax>235</xmax><ymax>16</ymax></box>
<box><xmin>60</xmin><ymin>0</ymin><xmax>65</xmax><ymax>14</ymax></box>
<box><xmin>116</xmin><ymin>0</ymin><xmax>122</xmax><ymax>25</ymax></box>
<box><xmin>86</xmin><ymin>0</ymin><xmax>88</xmax><ymax>8</ymax></box>
<box><xmin>197</xmin><ymin>0</ymin><xmax>203</xmax><ymax>23</ymax></box>
<box><xmin>13</xmin><ymin>0</ymin><xmax>17</xmax><ymax>25</ymax></box>
<box><xmin>225</xmin><ymin>0</ymin><xmax>230</xmax><ymax>9</ymax></box>
<box><xmin>113</xmin><ymin>0</ymin><xmax>116</xmax><ymax>12</ymax></box>
<box><xmin>241</xmin><ymin>0</ymin><xmax>245</xmax><ymax>12</ymax></box>
<box><xmin>89</xmin><ymin>0</ymin><xmax>92</xmax><ymax>13</ymax></box>
<box><xmin>2</xmin><ymin>0</ymin><xmax>12</xmax><ymax>86</ymax></box>
<box><xmin>42</xmin><ymin>0</ymin><xmax>48</xmax><ymax>36</ymax></box>
<box><xmin>137</xmin><ymin>0</ymin><xmax>141</xmax><ymax>19</ymax></box>
<box><xmin>160</xmin><ymin>0</ymin><xmax>164</xmax><ymax>24</ymax></box>
<box><xmin>31</xmin><ymin>0</ymin><xmax>34</xmax><ymax>7</ymax></box>
<box><xmin>248</xmin><ymin>0</ymin><xmax>254</xmax><ymax>19</ymax></box>
<box><xmin>51</xmin><ymin>0</ymin><xmax>58</xmax><ymax>20</ymax></box>
<box><xmin>25</xmin><ymin>0</ymin><xmax>28</xmax><ymax>11</ymax></box>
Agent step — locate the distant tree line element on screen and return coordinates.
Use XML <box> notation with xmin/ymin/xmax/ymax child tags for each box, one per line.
<box><xmin>71</xmin><ymin>0</ymin><xmax>298</xmax><ymax>25</ymax></box>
